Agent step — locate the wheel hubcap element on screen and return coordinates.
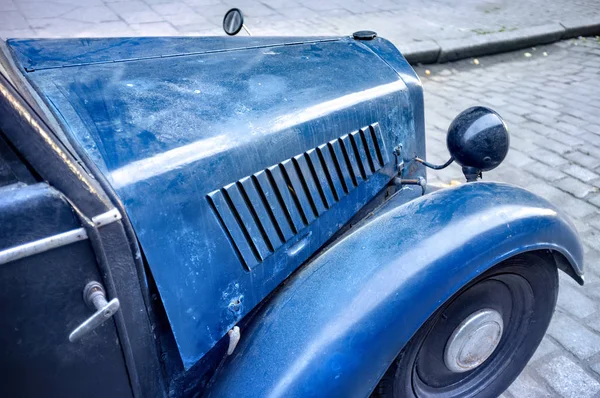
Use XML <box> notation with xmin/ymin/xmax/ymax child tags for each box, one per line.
<box><xmin>444</xmin><ymin>308</ymin><xmax>504</xmax><ymax>373</ymax></box>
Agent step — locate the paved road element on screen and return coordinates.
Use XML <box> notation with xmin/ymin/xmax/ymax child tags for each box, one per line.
<box><xmin>1</xmin><ymin>0</ymin><xmax>600</xmax><ymax>50</ymax></box>
<box><xmin>417</xmin><ymin>38</ymin><xmax>600</xmax><ymax>397</ymax></box>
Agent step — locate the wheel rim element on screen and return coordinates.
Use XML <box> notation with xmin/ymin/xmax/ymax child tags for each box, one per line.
<box><xmin>411</xmin><ymin>273</ymin><xmax>535</xmax><ymax>397</ymax></box>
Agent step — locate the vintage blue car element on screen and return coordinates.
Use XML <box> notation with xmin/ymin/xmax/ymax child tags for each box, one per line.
<box><xmin>0</xmin><ymin>11</ymin><xmax>584</xmax><ymax>398</ymax></box>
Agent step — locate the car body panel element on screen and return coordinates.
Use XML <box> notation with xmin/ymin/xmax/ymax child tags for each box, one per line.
<box><xmin>0</xmin><ymin>66</ymin><xmax>167</xmax><ymax>397</ymax></box>
<box><xmin>0</xmin><ymin>183</ymin><xmax>132</xmax><ymax>397</ymax></box>
<box><xmin>8</xmin><ymin>36</ymin><xmax>337</xmax><ymax>71</ymax></box>
<box><xmin>7</xmin><ymin>36</ymin><xmax>425</xmax><ymax>368</ymax></box>
<box><xmin>208</xmin><ymin>182</ymin><xmax>583</xmax><ymax>398</ymax></box>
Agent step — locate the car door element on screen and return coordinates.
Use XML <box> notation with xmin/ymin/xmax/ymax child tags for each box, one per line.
<box><xmin>0</xmin><ymin>132</ymin><xmax>132</xmax><ymax>397</ymax></box>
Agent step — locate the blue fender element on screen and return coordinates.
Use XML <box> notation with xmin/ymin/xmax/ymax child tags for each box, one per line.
<box><xmin>207</xmin><ymin>182</ymin><xmax>583</xmax><ymax>398</ymax></box>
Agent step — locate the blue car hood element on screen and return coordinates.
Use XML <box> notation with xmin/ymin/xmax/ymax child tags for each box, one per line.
<box><xmin>7</xmin><ymin>36</ymin><xmax>419</xmax><ymax>369</ymax></box>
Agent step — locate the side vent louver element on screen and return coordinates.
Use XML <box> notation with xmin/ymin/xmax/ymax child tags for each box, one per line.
<box><xmin>207</xmin><ymin>123</ymin><xmax>390</xmax><ymax>270</ymax></box>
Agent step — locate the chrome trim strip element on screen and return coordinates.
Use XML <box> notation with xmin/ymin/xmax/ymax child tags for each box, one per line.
<box><xmin>0</xmin><ymin>208</ymin><xmax>122</xmax><ymax>265</ymax></box>
<box><xmin>0</xmin><ymin>227</ymin><xmax>88</xmax><ymax>265</ymax></box>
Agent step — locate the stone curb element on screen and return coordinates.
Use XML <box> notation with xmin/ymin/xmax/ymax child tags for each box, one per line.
<box><xmin>397</xmin><ymin>40</ymin><xmax>440</xmax><ymax>64</ymax></box>
<box><xmin>400</xmin><ymin>20</ymin><xmax>600</xmax><ymax>65</ymax></box>
<box><xmin>561</xmin><ymin>17</ymin><xmax>600</xmax><ymax>39</ymax></box>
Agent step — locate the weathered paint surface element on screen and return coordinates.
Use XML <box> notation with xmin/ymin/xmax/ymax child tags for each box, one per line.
<box><xmin>7</xmin><ymin>36</ymin><xmax>425</xmax><ymax>368</ymax></box>
<box><xmin>208</xmin><ymin>182</ymin><xmax>584</xmax><ymax>397</ymax></box>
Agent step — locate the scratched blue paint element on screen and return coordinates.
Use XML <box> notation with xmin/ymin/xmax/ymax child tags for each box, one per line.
<box><xmin>7</xmin><ymin>36</ymin><xmax>423</xmax><ymax>368</ymax></box>
<box><xmin>208</xmin><ymin>182</ymin><xmax>584</xmax><ymax>397</ymax></box>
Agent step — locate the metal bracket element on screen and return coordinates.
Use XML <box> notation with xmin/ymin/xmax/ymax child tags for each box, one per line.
<box><xmin>227</xmin><ymin>326</ymin><xmax>241</xmax><ymax>355</ymax></box>
<box><xmin>394</xmin><ymin>176</ymin><xmax>427</xmax><ymax>195</ymax></box>
<box><xmin>91</xmin><ymin>208</ymin><xmax>122</xmax><ymax>227</ymax></box>
<box><xmin>69</xmin><ymin>281</ymin><xmax>120</xmax><ymax>342</ymax></box>
<box><xmin>393</xmin><ymin>144</ymin><xmax>404</xmax><ymax>174</ymax></box>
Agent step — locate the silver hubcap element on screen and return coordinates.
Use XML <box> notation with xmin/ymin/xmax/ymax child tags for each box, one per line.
<box><xmin>444</xmin><ymin>308</ymin><xmax>504</xmax><ymax>373</ymax></box>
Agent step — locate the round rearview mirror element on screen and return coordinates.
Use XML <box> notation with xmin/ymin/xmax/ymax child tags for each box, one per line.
<box><xmin>223</xmin><ymin>8</ymin><xmax>244</xmax><ymax>36</ymax></box>
<box><xmin>414</xmin><ymin>106</ymin><xmax>509</xmax><ymax>182</ymax></box>
<box><xmin>447</xmin><ymin>106</ymin><xmax>509</xmax><ymax>173</ymax></box>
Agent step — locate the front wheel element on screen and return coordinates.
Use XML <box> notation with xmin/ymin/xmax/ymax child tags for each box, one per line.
<box><xmin>374</xmin><ymin>252</ymin><xmax>558</xmax><ymax>398</ymax></box>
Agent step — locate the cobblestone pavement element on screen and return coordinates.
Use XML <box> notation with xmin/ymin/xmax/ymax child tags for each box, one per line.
<box><xmin>1</xmin><ymin>0</ymin><xmax>600</xmax><ymax>49</ymax></box>
<box><xmin>415</xmin><ymin>38</ymin><xmax>600</xmax><ymax>397</ymax></box>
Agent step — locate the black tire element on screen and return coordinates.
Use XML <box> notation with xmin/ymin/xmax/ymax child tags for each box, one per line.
<box><xmin>373</xmin><ymin>251</ymin><xmax>558</xmax><ymax>398</ymax></box>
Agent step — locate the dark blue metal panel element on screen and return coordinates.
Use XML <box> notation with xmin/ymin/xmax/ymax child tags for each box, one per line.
<box><xmin>281</xmin><ymin>159</ymin><xmax>315</xmax><ymax>224</ymax></box>
<box><xmin>305</xmin><ymin>149</ymin><xmax>336</xmax><ymax>208</ymax></box>
<box><xmin>325</xmin><ymin>140</ymin><xmax>354</xmax><ymax>195</ymax></box>
<box><xmin>7</xmin><ymin>36</ymin><xmax>337</xmax><ymax>71</ymax></box>
<box><xmin>268</xmin><ymin>164</ymin><xmax>305</xmax><ymax>234</ymax></box>
<box><xmin>340</xmin><ymin>135</ymin><xmax>364</xmax><ymax>184</ymax></box>
<box><xmin>8</xmin><ymin>36</ymin><xmax>420</xmax><ymax>368</ymax></box>
<box><xmin>358</xmin><ymin>38</ymin><xmax>427</xmax><ymax>177</ymax></box>
<box><xmin>225</xmin><ymin>182</ymin><xmax>272</xmax><ymax>262</ymax></box>
<box><xmin>294</xmin><ymin>154</ymin><xmax>327</xmax><ymax>214</ymax></box>
<box><xmin>207</xmin><ymin>182</ymin><xmax>583</xmax><ymax>398</ymax></box>
<box><xmin>254</xmin><ymin>170</ymin><xmax>295</xmax><ymax>241</ymax></box>
<box><xmin>362</xmin><ymin>126</ymin><xmax>382</xmax><ymax>170</ymax></box>
<box><xmin>239</xmin><ymin>176</ymin><xmax>284</xmax><ymax>251</ymax></box>
<box><xmin>350</xmin><ymin>130</ymin><xmax>372</xmax><ymax>177</ymax></box>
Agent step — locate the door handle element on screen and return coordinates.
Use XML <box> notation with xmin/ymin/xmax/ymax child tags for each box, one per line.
<box><xmin>69</xmin><ymin>281</ymin><xmax>120</xmax><ymax>342</ymax></box>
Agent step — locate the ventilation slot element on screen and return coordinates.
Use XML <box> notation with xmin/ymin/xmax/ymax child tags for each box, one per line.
<box><xmin>208</xmin><ymin>122</ymin><xmax>390</xmax><ymax>270</ymax></box>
